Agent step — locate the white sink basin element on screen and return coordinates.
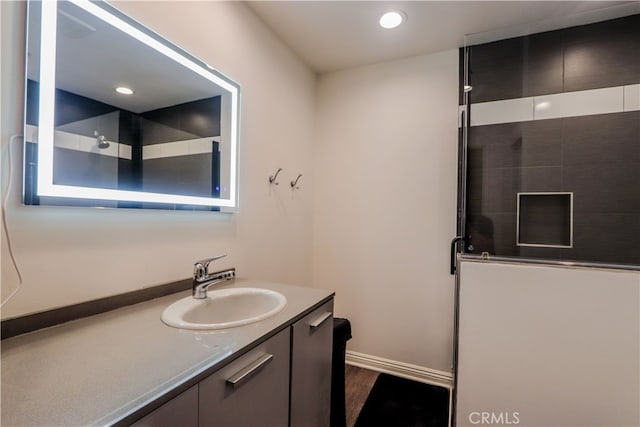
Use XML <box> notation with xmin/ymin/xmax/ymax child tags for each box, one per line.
<box><xmin>161</xmin><ymin>288</ymin><xmax>287</xmax><ymax>330</ymax></box>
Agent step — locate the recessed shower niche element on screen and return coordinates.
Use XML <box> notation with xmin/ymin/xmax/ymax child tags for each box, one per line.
<box><xmin>517</xmin><ymin>193</ymin><xmax>572</xmax><ymax>248</ymax></box>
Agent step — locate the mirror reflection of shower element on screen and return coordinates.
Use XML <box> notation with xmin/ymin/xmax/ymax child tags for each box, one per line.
<box><xmin>94</xmin><ymin>130</ymin><xmax>110</xmax><ymax>149</ymax></box>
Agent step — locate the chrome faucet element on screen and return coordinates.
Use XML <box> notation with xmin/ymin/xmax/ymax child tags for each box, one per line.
<box><xmin>192</xmin><ymin>255</ymin><xmax>235</xmax><ymax>299</ymax></box>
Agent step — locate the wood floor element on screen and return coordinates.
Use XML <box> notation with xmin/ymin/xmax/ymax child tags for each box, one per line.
<box><xmin>345</xmin><ymin>365</ymin><xmax>379</xmax><ymax>427</ymax></box>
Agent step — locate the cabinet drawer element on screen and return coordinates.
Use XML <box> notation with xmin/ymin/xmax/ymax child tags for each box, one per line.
<box><xmin>198</xmin><ymin>327</ymin><xmax>290</xmax><ymax>427</ymax></box>
<box><xmin>290</xmin><ymin>300</ymin><xmax>334</xmax><ymax>427</ymax></box>
<box><xmin>131</xmin><ymin>385</ymin><xmax>198</xmax><ymax>427</ymax></box>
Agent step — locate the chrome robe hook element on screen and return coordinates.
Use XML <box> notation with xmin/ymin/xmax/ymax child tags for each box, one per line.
<box><xmin>290</xmin><ymin>174</ymin><xmax>303</xmax><ymax>189</ymax></box>
<box><xmin>269</xmin><ymin>168</ymin><xmax>283</xmax><ymax>185</ymax></box>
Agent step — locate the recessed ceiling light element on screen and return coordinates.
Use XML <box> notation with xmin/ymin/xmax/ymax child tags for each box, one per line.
<box><xmin>379</xmin><ymin>11</ymin><xmax>406</xmax><ymax>29</ymax></box>
<box><xmin>115</xmin><ymin>86</ymin><xmax>133</xmax><ymax>95</ymax></box>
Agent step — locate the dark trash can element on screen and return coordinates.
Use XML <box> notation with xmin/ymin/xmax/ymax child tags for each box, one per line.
<box><xmin>331</xmin><ymin>318</ymin><xmax>352</xmax><ymax>427</ymax></box>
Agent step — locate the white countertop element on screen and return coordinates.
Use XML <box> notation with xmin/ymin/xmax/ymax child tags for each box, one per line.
<box><xmin>1</xmin><ymin>279</ymin><xmax>333</xmax><ymax>426</ymax></box>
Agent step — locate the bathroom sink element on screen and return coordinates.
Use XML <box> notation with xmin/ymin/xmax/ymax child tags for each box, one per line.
<box><xmin>161</xmin><ymin>288</ymin><xmax>287</xmax><ymax>330</ymax></box>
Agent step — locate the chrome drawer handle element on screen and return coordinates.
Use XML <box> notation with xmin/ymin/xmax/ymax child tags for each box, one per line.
<box><xmin>226</xmin><ymin>353</ymin><xmax>273</xmax><ymax>388</ymax></box>
<box><xmin>309</xmin><ymin>312</ymin><xmax>332</xmax><ymax>330</ymax></box>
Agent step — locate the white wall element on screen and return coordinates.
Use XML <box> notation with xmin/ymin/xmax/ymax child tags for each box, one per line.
<box><xmin>314</xmin><ymin>51</ymin><xmax>459</xmax><ymax>373</ymax></box>
<box><xmin>2</xmin><ymin>2</ymin><xmax>462</xmax><ymax>377</ymax></box>
<box><xmin>0</xmin><ymin>1</ymin><xmax>316</xmax><ymax>318</ymax></box>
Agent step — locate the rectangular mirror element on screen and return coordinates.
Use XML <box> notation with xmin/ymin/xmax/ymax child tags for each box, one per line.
<box><xmin>24</xmin><ymin>0</ymin><xmax>240</xmax><ymax>210</ymax></box>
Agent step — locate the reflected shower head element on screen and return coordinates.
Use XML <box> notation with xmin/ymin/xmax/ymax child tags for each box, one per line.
<box><xmin>94</xmin><ymin>131</ymin><xmax>110</xmax><ymax>149</ymax></box>
<box><xmin>97</xmin><ymin>138</ymin><xmax>110</xmax><ymax>149</ymax></box>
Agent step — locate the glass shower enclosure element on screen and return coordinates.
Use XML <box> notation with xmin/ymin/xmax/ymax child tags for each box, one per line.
<box><xmin>456</xmin><ymin>9</ymin><xmax>639</xmax><ymax>268</ymax></box>
<box><xmin>452</xmin><ymin>5</ymin><xmax>640</xmax><ymax>427</ymax></box>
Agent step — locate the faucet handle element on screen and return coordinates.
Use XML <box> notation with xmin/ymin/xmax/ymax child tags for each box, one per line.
<box><xmin>193</xmin><ymin>255</ymin><xmax>227</xmax><ymax>281</ymax></box>
<box><xmin>195</xmin><ymin>254</ymin><xmax>227</xmax><ymax>267</ymax></box>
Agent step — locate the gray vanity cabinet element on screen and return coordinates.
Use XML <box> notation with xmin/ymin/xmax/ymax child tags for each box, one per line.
<box><xmin>131</xmin><ymin>386</ymin><xmax>198</xmax><ymax>427</ymax></box>
<box><xmin>129</xmin><ymin>300</ymin><xmax>334</xmax><ymax>427</ymax></box>
<box><xmin>290</xmin><ymin>301</ymin><xmax>334</xmax><ymax>427</ymax></box>
<box><xmin>198</xmin><ymin>327</ymin><xmax>291</xmax><ymax>427</ymax></box>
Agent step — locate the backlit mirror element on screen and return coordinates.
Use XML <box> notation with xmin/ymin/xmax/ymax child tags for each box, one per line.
<box><xmin>24</xmin><ymin>0</ymin><xmax>240</xmax><ymax>210</ymax></box>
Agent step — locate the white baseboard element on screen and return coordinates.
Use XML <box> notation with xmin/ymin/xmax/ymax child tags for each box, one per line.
<box><xmin>345</xmin><ymin>350</ymin><xmax>454</xmax><ymax>390</ymax></box>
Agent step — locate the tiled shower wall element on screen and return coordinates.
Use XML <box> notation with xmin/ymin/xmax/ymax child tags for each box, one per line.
<box><xmin>462</xmin><ymin>14</ymin><xmax>640</xmax><ymax>265</ymax></box>
<box><xmin>25</xmin><ymin>79</ymin><xmax>222</xmax><ymax>208</ymax></box>
<box><xmin>24</xmin><ymin>80</ymin><xmax>133</xmax><ymax>206</ymax></box>
<box><xmin>141</xmin><ymin>97</ymin><xmax>221</xmax><ymax>199</ymax></box>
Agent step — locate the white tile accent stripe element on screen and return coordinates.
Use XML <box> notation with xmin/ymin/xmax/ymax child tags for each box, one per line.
<box><xmin>119</xmin><ymin>144</ymin><xmax>132</xmax><ymax>160</ymax></box>
<box><xmin>459</xmin><ymin>83</ymin><xmax>638</xmax><ymax>127</ymax></box>
<box><xmin>25</xmin><ymin>125</ymin><xmax>221</xmax><ymax>161</ymax></box>
<box><xmin>624</xmin><ymin>84</ymin><xmax>640</xmax><ymax>112</ymax></box>
<box><xmin>26</xmin><ymin>125</ymin><xmax>132</xmax><ymax>159</ymax></box>
<box><xmin>533</xmin><ymin>86</ymin><xmax>623</xmax><ymax>120</ymax></box>
<box><xmin>470</xmin><ymin>97</ymin><xmax>534</xmax><ymax>126</ymax></box>
<box><xmin>53</xmin><ymin>130</ymin><xmax>125</xmax><ymax>159</ymax></box>
<box><xmin>142</xmin><ymin>136</ymin><xmax>221</xmax><ymax>160</ymax></box>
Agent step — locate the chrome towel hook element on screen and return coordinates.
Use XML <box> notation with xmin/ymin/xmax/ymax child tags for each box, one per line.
<box><xmin>290</xmin><ymin>173</ymin><xmax>303</xmax><ymax>189</ymax></box>
<box><xmin>269</xmin><ymin>168</ymin><xmax>283</xmax><ymax>185</ymax></box>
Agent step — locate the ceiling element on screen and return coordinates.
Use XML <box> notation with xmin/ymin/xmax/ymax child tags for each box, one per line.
<box><xmin>247</xmin><ymin>1</ymin><xmax>638</xmax><ymax>74</ymax></box>
<box><xmin>28</xmin><ymin>1</ymin><xmax>228</xmax><ymax>114</ymax></box>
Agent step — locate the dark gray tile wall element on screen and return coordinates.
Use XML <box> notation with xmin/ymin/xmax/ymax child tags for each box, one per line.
<box><xmin>525</xmin><ymin>31</ymin><xmax>565</xmax><ymax>97</ymax></box>
<box><xmin>564</xmin><ymin>214</ymin><xmax>640</xmax><ymax>264</ymax></box>
<box><xmin>140</xmin><ymin>97</ymin><xmax>221</xmax><ymax>200</ymax></box>
<box><xmin>561</xmin><ymin>112</ymin><xmax>640</xmax><ymax>166</ymax></box>
<box><xmin>467</xmin><ymin>37</ymin><xmax>528</xmax><ymax>103</ymax></box>
<box><xmin>118</xmin><ymin>110</ymin><xmax>142</xmax><ymax>193</ymax></box>
<box><xmin>463</xmin><ymin>15</ymin><xmax>639</xmax><ymax>265</ymax></box>
<box><xmin>466</xmin><ymin>111</ymin><xmax>640</xmax><ymax>264</ymax></box>
<box><xmin>143</xmin><ymin>154</ymin><xmax>213</xmax><ymax>198</ymax></box>
<box><xmin>53</xmin><ymin>147</ymin><xmax>119</xmax><ymax>190</ymax></box>
<box><xmin>141</xmin><ymin>97</ymin><xmax>221</xmax><ymax>145</ymax></box>
<box><xmin>27</xmin><ymin>79</ymin><xmax>121</xmax><ymax>127</ymax></box>
<box><xmin>564</xmin><ymin>163</ymin><xmax>640</xmax><ymax>214</ymax></box>
<box><xmin>468</xmin><ymin>119</ymin><xmax>564</xmax><ymax>169</ymax></box>
<box><xmin>562</xmin><ymin>15</ymin><xmax>640</xmax><ymax>92</ymax></box>
<box><xmin>466</xmin><ymin>14</ymin><xmax>640</xmax><ymax>104</ymax></box>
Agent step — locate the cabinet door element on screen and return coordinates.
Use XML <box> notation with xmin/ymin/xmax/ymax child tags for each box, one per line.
<box><xmin>131</xmin><ymin>385</ymin><xmax>198</xmax><ymax>427</ymax></box>
<box><xmin>290</xmin><ymin>300</ymin><xmax>334</xmax><ymax>427</ymax></box>
<box><xmin>198</xmin><ymin>327</ymin><xmax>290</xmax><ymax>427</ymax></box>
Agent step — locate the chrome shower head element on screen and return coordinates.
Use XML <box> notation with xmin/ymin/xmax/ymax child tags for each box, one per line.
<box><xmin>97</xmin><ymin>138</ymin><xmax>110</xmax><ymax>149</ymax></box>
<box><xmin>94</xmin><ymin>131</ymin><xmax>110</xmax><ymax>149</ymax></box>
